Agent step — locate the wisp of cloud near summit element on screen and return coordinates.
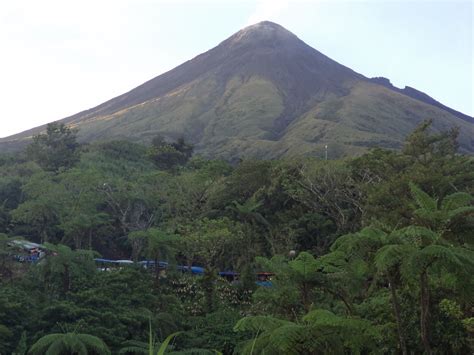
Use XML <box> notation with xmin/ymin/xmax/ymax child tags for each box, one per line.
<box><xmin>245</xmin><ymin>0</ymin><xmax>290</xmax><ymax>25</ymax></box>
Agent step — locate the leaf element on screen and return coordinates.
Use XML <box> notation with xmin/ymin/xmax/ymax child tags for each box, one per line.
<box><xmin>234</xmin><ymin>316</ymin><xmax>292</xmax><ymax>333</ymax></box>
<box><xmin>374</xmin><ymin>244</ymin><xmax>415</xmax><ymax>273</ymax></box>
<box><xmin>441</xmin><ymin>192</ymin><xmax>473</xmax><ymax>211</ymax></box>
<box><xmin>289</xmin><ymin>252</ymin><xmax>318</xmax><ymax>280</ymax></box>
<box><xmin>157</xmin><ymin>332</ymin><xmax>182</xmax><ymax>355</ymax></box>
<box><xmin>409</xmin><ymin>182</ymin><xmax>437</xmax><ymax>211</ymax></box>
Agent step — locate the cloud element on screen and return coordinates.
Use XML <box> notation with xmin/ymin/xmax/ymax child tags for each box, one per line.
<box><xmin>246</xmin><ymin>0</ymin><xmax>290</xmax><ymax>26</ymax></box>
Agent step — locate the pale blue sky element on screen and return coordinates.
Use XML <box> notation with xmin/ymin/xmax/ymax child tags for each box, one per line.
<box><xmin>0</xmin><ymin>0</ymin><xmax>472</xmax><ymax>138</ymax></box>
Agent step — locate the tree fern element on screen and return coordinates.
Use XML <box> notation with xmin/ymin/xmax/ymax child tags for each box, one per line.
<box><xmin>288</xmin><ymin>252</ymin><xmax>318</xmax><ymax>281</ymax></box>
<box><xmin>374</xmin><ymin>244</ymin><xmax>416</xmax><ymax>273</ymax></box>
<box><xmin>28</xmin><ymin>332</ymin><xmax>110</xmax><ymax>355</ymax></box>
<box><xmin>330</xmin><ymin>227</ymin><xmax>387</xmax><ymax>259</ymax></box>
<box><xmin>235</xmin><ymin>310</ymin><xmax>379</xmax><ymax>354</ymax></box>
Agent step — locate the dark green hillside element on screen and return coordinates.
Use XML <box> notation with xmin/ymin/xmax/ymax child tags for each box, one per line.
<box><xmin>1</xmin><ymin>21</ymin><xmax>473</xmax><ymax>158</ymax></box>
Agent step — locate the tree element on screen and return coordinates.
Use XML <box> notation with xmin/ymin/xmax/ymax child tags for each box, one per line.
<box><xmin>0</xmin><ymin>233</ymin><xmax>17</xmax><ymax>280</ymax></box>
<box><xmin>284</xmin><ymin>159</ymin><xmax>364</xmax><ymax>235</ymax></box>
<box><xmin>402</xmin><ymin>119</ymin><xmax>459</xmax><ymax>163</ymax></box>
<box><xmin>373</xmin><ymin>185</ymin><xmax>474</xmax><ymax>354</ymax></box>
<box><xmin>28</xmin><ymin>332</ymin><xmax>110</xmax><ymax>355</ymax></box>
<box><xmin>356</xmin><ymin>120</ymin><xmax>474</xmax><ymax>227</ymax></box>
<box><xmin>39</xmin><ymin>244</ymin><xmax>96</xmax><ymax>295</ymax></box>
<box><xmin>148</xmin><ymin>136</ymin><xmax>193</xmax><ymax>170</ymax></box>
<box><xmin>0</xmin><ymin>324</ymin><xmax>13</xmax><ymax>354</ymax></box>
<box><xmin>178</xmin><ymin>218</ymin><xmax>250</xmax><ymax>270</ymax></box>
<box><xmin>227</xmin><ymin>196</ymin><xmax>276</xmax><ymax>255</ymax></box>
<box><xmin>234</xmin><ymin>309</ymin><xmax>380</xmax><ymax>354</ymax></box>
<box><xmin>11</xmin><ymin>172</ymin><xmax>64</xmax><ymax>243</ymax></box>
<box><xmin>27</xmin><ymin>123</ymin><xmax>80</xmax><ymax>172</ymax></box>
<box><xmin>330</xmin><ymin>227</ymin><xmax>407</xmax><ymax>353</ymax></box>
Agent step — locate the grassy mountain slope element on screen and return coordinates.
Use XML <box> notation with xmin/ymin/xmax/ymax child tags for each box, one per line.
<box><xmin>1</xmin><ymin>21</ymin><xmax>472</xmax><ymax>158</ymax></box>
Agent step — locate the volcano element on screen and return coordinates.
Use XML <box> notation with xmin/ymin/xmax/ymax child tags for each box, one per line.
<box><xmin>1</xmin><ymin>21</ymin><xmax>473</xmax><ymax>158</ymax></box>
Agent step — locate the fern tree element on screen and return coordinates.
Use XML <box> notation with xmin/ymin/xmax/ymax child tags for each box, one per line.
<box><xmin>28</xmin><ymin>332</ymin><xmax>110</xmax><ymax>355</ymax></box>
<box><xmin>234</xmin><ymin>309</ymin><xmax>380</xmax><ymax>354</ymax></box>
<box><xmin>228</xmin><ymin>196</ymin><xmax>276</xmax><ymax>255</ymax></box>
<box><xmin>146</xmin><ymin>229</ymin><xmax>179</xmax><ymax>288</ymax></box>
<box><xmin>40</xmin><ymin>243</ymin><xmax>96</xmax><ymax>295</ymax></box>
<box><xmin>374</xmin><ymin>185</ymin><xmax>474</xmax><ymax>354</ymax></box>
<box><xmin>327</xmin><ymin>227</ymin><xmax>410</xmax><ymax>352</ymax></box>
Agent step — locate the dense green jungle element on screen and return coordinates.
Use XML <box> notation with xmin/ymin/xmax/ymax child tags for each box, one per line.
<box><xmin>0</xmin><ymin>121</ymin><xmax>473</xmax><ymax>354</ymax></box>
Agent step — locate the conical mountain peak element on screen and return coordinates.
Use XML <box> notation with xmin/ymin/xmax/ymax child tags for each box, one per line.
<box><xmin>225</xmin><ymin>21</ymin><xmax>300</xmax><ymax>48</ymax></box>
<box><xmin>1</xmin><ymin>21</ymin><xmax>472</xmax><ymax>158</ymax></box>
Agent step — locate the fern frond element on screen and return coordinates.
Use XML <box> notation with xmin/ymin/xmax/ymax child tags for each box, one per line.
<box><xmin>447</xmin><ymin>206</ymin><xmax>474</xmax><ymax>220</ymax></box>
<box><xmin>331</xmin><ymin>228</ymin><xmax>387</xmax><ymax>256</ymax></box>
<box><xmin>394</xmin><ymin>225</ymin><xmax>439</xmax><ymax>246</ymax></box>
<box><xmin>374</xmin><ymin>244</ymin><xmax>415</xmax><ymax>272</ymax></box>
<box><xmin>234</xmin><ymin>316</ymin><xmax>292</xmax><ymax>333</ymax></box>
<box><xmin>28</xmin><ymin>334</ymin><xmax>63</xmax><ymax>355</ymax></box>
<box><xmin>441</xmin><ymin>192</ymin><xmax>473</xmax><ymax>211</ymax></box>
<box><xmin>118</xmin><ymin>345</ymin><xmax>148</xmax><ymax>354</ymax></box>
<box><xmin>314</xmin><ymin>251</ymin><xmax>347</xmax><ymax>273</ymax></box>
<box><xmin>409</xmin><ymin>182</ymin><xmax>437</xmax><ymax>211</ymax></box>
<box><xmin>168</xmin><ymin>348</ymin><xmax>217</xmax><ymax>355</ymax></box>
<box><xmin>289</xmin><ymin>252</ymin><xmax>318</xmax><ymax>279</ymax></box>
<box><xmin>157</xmin><ymin>332</ymin><xmax>181</xmax><ymax>355</ymax></box>
<box><xmin>269</xmin><ymin>324</ymin><xmax>310</xmax><ymax>355</ymax></box>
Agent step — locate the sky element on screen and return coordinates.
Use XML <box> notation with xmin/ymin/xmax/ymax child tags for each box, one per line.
<box><xmin>0</xmin><ymin>0</ymin><xmax>472</xmax><ymax>138</ymax></box>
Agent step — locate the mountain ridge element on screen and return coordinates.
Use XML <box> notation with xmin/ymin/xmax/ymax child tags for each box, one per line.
<box><xmin>1</xmin><ymin>21</ymin><xmax>473</xmax><ymax>158</ymax></box>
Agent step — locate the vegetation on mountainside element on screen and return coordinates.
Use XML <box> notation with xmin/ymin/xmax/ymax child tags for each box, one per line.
<box><xmin>0</xmin><ymin>121</ymin><xmax>472</xmax><ymax>354</ymax></box>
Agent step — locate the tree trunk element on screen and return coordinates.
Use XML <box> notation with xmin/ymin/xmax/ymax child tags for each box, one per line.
<box><xmin>153</xmin><ymin>253</ymin><xmax>161</xmax><ymax>289</ymax></box>
<box><xmin>420</xmin><ymin>270</ymin><xmax>432</xmax><ymax>354</ymax></box>
<box><xmin>301</xmin><ymin>282</ymin><xmax>311</xmax><ymax>312</ymax></box>
<box><xmin>41</xmin><ymin>229</ymin><xmax>48</xmax><ymax>244</ymax></box>
<box><xmin>88</xmin><ymin>230</ymin><xmax>92</xmax><ymax>250</ymax></box>
<box><xmin>74</xmin><ymin>234</ymin><xmax>81</xmax><ymax>250</ymax></box>
<box><xmin>63</xmin><ymin>264</ymin><xmax>71</xmax><ymax>294</ymax></box>
<box><xmin>388</xmin><ymin>278</ymin><xmax>408</xmax><ymax>355</ymax></box>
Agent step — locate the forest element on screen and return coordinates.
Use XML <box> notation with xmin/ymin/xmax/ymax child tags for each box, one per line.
<box><xmin>0</xmin><ymin>121</ymin><xmax>473</xmax><ymax>354</ymax></box>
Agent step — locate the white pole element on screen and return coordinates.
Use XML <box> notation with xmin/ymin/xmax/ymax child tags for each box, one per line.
<box><xmin>325</xmin><ymin>145</ymin><xmax>328</xmax><ymax>161</ymax></box>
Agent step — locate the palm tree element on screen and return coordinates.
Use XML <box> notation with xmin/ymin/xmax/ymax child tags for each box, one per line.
<box><xmin>28</xmin><ymin>332</ymin><xmax>110</xmax><ymax>355</ymax></box>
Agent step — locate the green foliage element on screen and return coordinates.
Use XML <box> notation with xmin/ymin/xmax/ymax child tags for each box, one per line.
<box><xmin>148</xmin><ymin>136</ymin><xmax>193</xmax><ymax>170</ymax></box>
<box><xmin>26</xmin><ymin>123</ymin><xmax>80</xmax><ymax>172</ymax></box>
<box><xmin>1</xmin><ymin>124</ymin><xmax>473</xmax><ymax>354</ymax></box>
<box><xmin>235</xmin><ymin>309</ymin><xmax>380</xmax><ymax>354</ymax></box>
<box><xmin>28</xmin><ymin>332</ymin><xmax>110</xmax><ymax>355</ymax></box>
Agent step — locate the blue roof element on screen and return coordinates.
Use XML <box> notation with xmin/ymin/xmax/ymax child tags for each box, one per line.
<box><xmin>177</xmin><ymin>265</ymin><xmax>205</xmax><ymax>274</ymax></box>
<box><xmin>219</xmin><ymin>271</ymin><xmax>239</xmax><ymax>276</ymax></box>
<box><xmin>256</xmin><ymin>281</ymin><xmax>273</xmax><ymax>287</ymax></box>
<box><xmin>138</xmin><ymin>260</ymin><xmax>169</xmax><ymax>267</ymax></box>
<box><xmin>94</xmin><ymin>258</ymin><xmax>133</xmax><ymax>264</ymax></box>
